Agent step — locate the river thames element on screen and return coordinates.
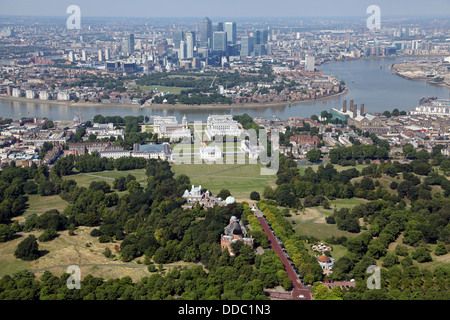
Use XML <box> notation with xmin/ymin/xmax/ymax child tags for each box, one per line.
<box><xmin>0</xmin><ymin>56</ymin><xmax>448</xmax><ymax>121</ymax></box>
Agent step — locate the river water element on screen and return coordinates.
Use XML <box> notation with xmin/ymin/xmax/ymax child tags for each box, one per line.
<box><xmin>0</xmin><ymin>57</ymin><xmax>448</xmax><ymax>122</ymax></box>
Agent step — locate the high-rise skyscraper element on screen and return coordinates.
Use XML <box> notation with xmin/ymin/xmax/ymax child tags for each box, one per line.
<box><xmin>105</xmin><ymin>48</ymin><xmax>110</xmax><ymax>60</ymax></box>
<box><xmin>174</xmin><ymin>31</ymin><xmax>185</xmax><ymax>49</ymax></box>
<box><xmin>185</xmin><ymin>31</ymin><xmax>195</xmax><ymax>58</ymax></box>
<box><xmin>98</xmin><ymin>49</ymin><xmax>103</xmax><ymax>62</ymax></box>
<box><xmin>255</xmin><ymin>30</ymin><xmax>268</xmax><ymax>45</ymax></box>
<box><xmin>305</xmin><ymin>55</ymin><xmax>315</xmax><ymax>71</ymax></box>
<box><xmin>224</xmin><ymin>22</ymin><xmax>237</xmax><ymax>44</ymax></box>
<box><xmin>68</xmin><ymin>51</ymin><xmax>75</xmax><ymax>62</ymax></box>
<box><xmin>212</xmin><ymin>22</ymin><xmax>224</xmax><ymax>33</ymax></box>
<box><xmin>240</xmin><ymin>36</ymin><xmax>253</xmax><ymax>56</ymax></box>
<box><xmin>179</xmin><ymin>40</ymin><xmax>187</xmax><ymax>59</ymax></box>
<box><xmin>213</xmin><ymin>31</ymin><xmax>227</xmax><ymax>52</ymax></box>
<box><xmin>123</xmin><ymin>33</ymin><xmax>135</xmax><ymax>56</ymax></box>
<box><xmin>200</xmin><ymin>17</ymin><xmax>212</xmax><ymax>48</ymax></box>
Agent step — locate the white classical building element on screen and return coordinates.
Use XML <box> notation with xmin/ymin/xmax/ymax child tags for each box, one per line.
<box><xmin>86</xmin><ymin>123</ymin><xmax>125</xmax><ymax>140</ymax></box>
<box><xmin>240</xmin><ymin>139</ymin><xmax>265</xmax><ymax>159</ymax></box>
<box><xmin>98</xmin><ymin>149</ymin><xmax>131</xmax><ymax>159</ymax></box>
<box><xmin>152</xmin><ymin>115</ymin><xmax>191</xmax><ymax>141</ymax></box>
<box><xmin>199</xmin><ymin>145</ymin><xmax>223</xmax><ymax>161</ymax></box>
<box><xmin>204</xmin><ymin>114</ymin><xmax>243</xmax><ymax>140</ymax></box>
<box><xmin>182</xmin><ymin>184</ymin><xmax>207</xmax><ymax>203</ymax></box>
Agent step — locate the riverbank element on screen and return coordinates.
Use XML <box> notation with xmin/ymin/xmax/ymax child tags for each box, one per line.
<box><xmin>0</xmin><ymin>87</ymin><xmax>348</xmax><ymax>111</ymax></box>
<box><xmin>388</xmin><ymin>64</ymin><xmax>450</xmax><ymax>90</ymax></box>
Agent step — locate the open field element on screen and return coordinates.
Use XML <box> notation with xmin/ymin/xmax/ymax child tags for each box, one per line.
<box><xmin>285</xmin><ymin>198</ymin><xmax>370</xmax><ymax>259</ymax></box>
<box><xmin>139</xmin><ymin>85</ymin><xmax>192</xmax><ymax>95</ymax></box>
<box><xmin>23</xmin><ymin>194</ymin><xmax>69</xmax><ymax>220</ymax></box>
<box><xmin>62</xmin><ymin>169</ymin><xmax>148</xmax><ymax>188</ymax></box>
<box><xmin>293</xmin><ymin>217</ymin><xmax>357</xmax><ymax>241</ymax></box>
<box><xmin>0</xmin><ymin>227</ymin><xmax>199</xmax><ymax>281</ymax></box>
<box><xmin>171</xmin><ymin>163</ymin><xmax>276</xmax><ymax>200</ymax></box>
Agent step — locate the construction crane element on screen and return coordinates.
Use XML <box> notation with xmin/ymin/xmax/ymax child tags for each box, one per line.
<box><xmin>210</xmin><ymin>73</ymin><xmax>218</xmax><ymax>89</ymax></box>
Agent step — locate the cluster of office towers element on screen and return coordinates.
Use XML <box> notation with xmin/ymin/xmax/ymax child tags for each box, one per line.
<box><xmin>175</xmin><ymin>17</ymin><xmax>270</xmax><ymax>59</ymax></box>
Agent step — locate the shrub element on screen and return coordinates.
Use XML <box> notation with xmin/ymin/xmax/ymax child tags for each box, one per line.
<box><xmin>14</xmin><ymin>235</ymin><xmax>40</xmax><ymax>261</ymax></box>
<box><xmin>38</xmin><ymin>228</ymin><xmax>58</xmax><ymax>242</ymax></box>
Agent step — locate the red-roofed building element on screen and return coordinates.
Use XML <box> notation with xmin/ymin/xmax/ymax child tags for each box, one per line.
<box><xmin>289</xmin><ymin>134</ymin><xmax>320</xmax><ymax>147</ymax></box>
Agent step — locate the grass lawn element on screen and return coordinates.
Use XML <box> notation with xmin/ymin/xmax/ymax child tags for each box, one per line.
<box><xmin>139</xmin><ymin>85</ymin><xmax>192</xmax><ymax>95</ymax></box>
<box><xmin>294</xmin><ymin>218</ymin><xmax>357</xmax><ymax>241</ymax></box>
<box><xmin>171</xmin><ymin>163</ymin><xmax>276</xmax><ymax>199</ymax></box>
<box><xmin>0</xmin><ymin>227</ymin><xmax>200</xmax><ymax>281</ymax></box>
<box><xmin>141</xmin><ymin>124</ymin><xmax>153</xmax><ymax>133</ymax></box>
<box><xmin>24</xmin><ymin>194</ymin><xmax>69</xmax><ymax>218</ymax></box>
<box><xmin>0</xmin><ymin>236</ymin><xmax>30</xmax><ymax>276</ymax></box>
<box><xmin>62</xmin><ymin>169</ymin><xmax>147</xmax><ymax>188</ymax></box>
<box><xmin>327</xmin><ymin>198</ymin><xmax>369</xmax><ymax>211</ymax></box>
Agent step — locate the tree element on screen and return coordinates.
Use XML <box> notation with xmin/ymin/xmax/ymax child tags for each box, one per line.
<box><xmin>413</xmin><ymin>162</ymin><xmax>431</xmax><ymax>176</ymax></box>
<box><xmin>103</xmin><ymin>247</ymin><xmax>112</xmax><ymax>258</ymax></box>
<box><xmin>126</xmin><ymin>180</ymin><xmax>142</xmax><ymax>193</ymax></box>
<box><xmin>38</xmin><ymin>228</ymin><xmax>58</xmax><ymax>242</ymax></box>
<box><xmin>434</xmin><ymin>241</ymin><xmax>447</xmax><ymax>256</ymax></box>
<box><xmin>411</xmin><ymin>246</ymin><xmax>432</xmax><ymax>263</ymax></box>
<box><xmin>217</xmin><ymin>189</ymin><xmax>231</xmax><ymax>200</ymax></box>
<box><xmin>360</xmin><ymin>176</ymin><xmax>375</xmax><ymax>191</ymax></box>
<box><xmin>0</xmin><ymin>224</ymin><xmax>14</xmax><ymax>242</ymax></box>
<box><xmin>382</xmin><ymin>252</ymin><xmax>399</xmax><ymax>268</ymax></box>
<box><xmin>250</xmin><ymin>191</ymin><xmax>260</xmax><ymax>201</ymax></box>
<box><xmin>14</xmin><ymin>235</ymin><xmax>40</xmax><ymax>261</ymax></box>
<box><xmin>367</xmin><ymin>239</ymin><xmax>387</xmax><ymax>259</ymax></box>
<box><xmin>441</xmin><ymin>158</ymin><xmax>450</xmax><ymax>175</ymax></box>
<box><xmin>113</xmin><ymin>176</ymin><xmax>127</xmax><ymax>191</ymax></box>
<box><xmin>306</xmin><ymin>149</ymin><xmax>322</xmax><ymax>163</ymax></box>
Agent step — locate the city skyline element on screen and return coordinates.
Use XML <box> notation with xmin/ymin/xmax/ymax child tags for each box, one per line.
<box><xmin>1</xmin><ymin>0</ymin><xmax>449</xmax><ymax>18</ymax></box>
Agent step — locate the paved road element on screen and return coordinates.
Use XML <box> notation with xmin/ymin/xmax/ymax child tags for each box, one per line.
<box><xmin>254</xmin><ymin>208</ymin><xmax>313</xmax><ymax>300</ymax></box>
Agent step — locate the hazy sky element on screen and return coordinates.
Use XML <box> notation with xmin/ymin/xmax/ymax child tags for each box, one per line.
<box><xmin>1</xmin><ymin>0</ymin><xmax>449</xmax><ymax>17</ymax></box>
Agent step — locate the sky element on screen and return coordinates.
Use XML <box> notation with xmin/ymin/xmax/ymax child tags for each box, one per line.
<box><xmin>0</xmin><ymin>0</ymin><xmax>449</xmax><ymax>18</ymax></box>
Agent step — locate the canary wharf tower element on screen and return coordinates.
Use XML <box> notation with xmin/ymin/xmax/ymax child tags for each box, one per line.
<box><xmin>200</xmin><ymin>17</ymin><xmax>212</xmax><ymax>48</ymax></box>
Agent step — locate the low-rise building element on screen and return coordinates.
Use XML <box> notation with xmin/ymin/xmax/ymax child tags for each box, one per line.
<box><xmin>98</xmin><ymin>149</ymin><xmax>131</xmax><ymax>159</ymax></box>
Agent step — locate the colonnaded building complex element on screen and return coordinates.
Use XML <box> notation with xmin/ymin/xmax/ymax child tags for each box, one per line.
<box><xmin>204</xmin><ymin>114</ymin><xmax>244</xmax><ymax>140</ymax></box>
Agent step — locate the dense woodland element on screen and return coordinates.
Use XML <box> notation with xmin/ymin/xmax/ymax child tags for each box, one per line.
<box><xmin>0</xmin><ymin>157</ymin><xmax>307</xmax><ymax>300</ymax></box>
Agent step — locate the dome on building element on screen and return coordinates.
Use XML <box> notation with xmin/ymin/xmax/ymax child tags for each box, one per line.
<box><xmin>231</xmin><ymin>223</ymin><xmax>242</xmax><ymax>235</ymax></box>
<box><xmin>225</xmin><ymin>196</ymin><xmax>236</xmax><ymax>205</ymax></box>
<box><xmin>318</xmin><ymin>253</ymin><xmax>331</xmax><ymax>263</ymax></box>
